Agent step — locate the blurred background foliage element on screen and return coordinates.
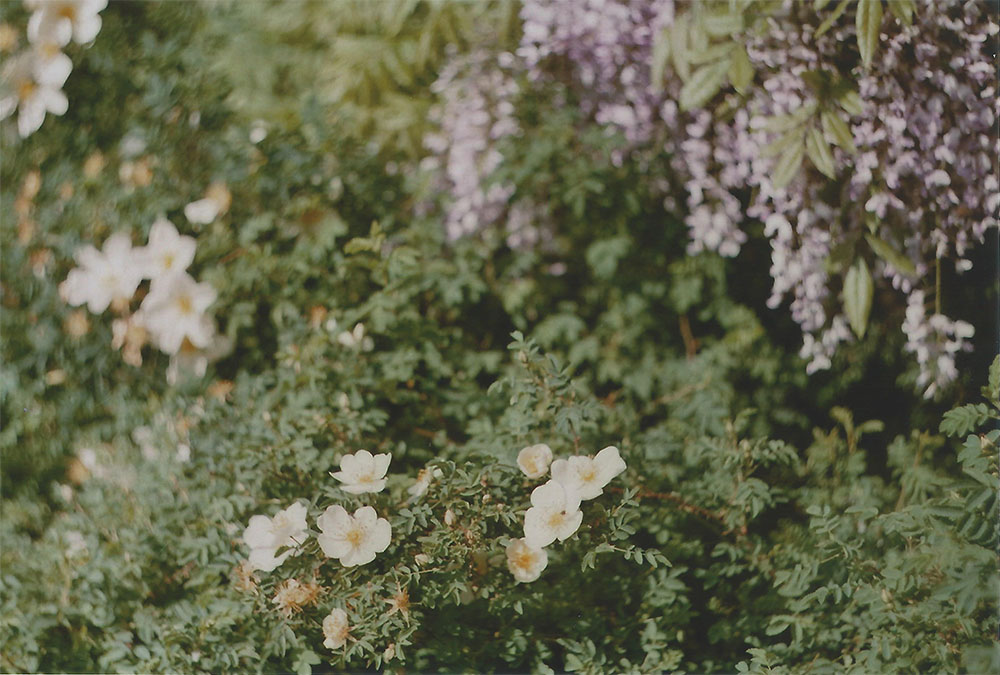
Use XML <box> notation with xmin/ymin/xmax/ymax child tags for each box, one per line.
<box><xmin>1</xmin><ymin>1</ymin><xmax>996</xmax><ymax>673</ymax></box>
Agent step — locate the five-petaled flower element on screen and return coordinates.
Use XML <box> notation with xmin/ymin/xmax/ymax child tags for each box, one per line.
<box><xmin>26</xmin><ymin>0</ymin><xmax>107</xmax><ymax>47</ymax></box>
<box><xmin>322</xmin><ymin>608</ymin><xmax>350</xmax><ymax>650</ymax></box>
<box><xmin>523</xmin><ymin>479</ymin><xmax>583</xmax><ymax>549</ymax></box>
<box><xmin>138</xmin><ymin>271</ymin><xmax>218</xmax><ymax>354</ymax></box>
<box><xmin>137</xmin><ymin>216</ymin><xmax>196</xmax><ymax>279</ymax></box>
<box><xmin>517</xmin><ymin>443</ymin><xmax>553</xmax><ymax>479</ymax></box>
<box><xmin>242</xmin><ymin>501</ymin><xmax>309</xmax><ymax>572</ymax></box>
<box><xmin>506</xmin><ymin>537</ymin><xmax>548</xmax><ymax>582</ymax></box>
<box><xmin>330</xmin><ymin>449</ymin><xmax>391</xmax><ymax>494</ymax></box>
<box><xmin>550</xmin><ymin>445</ymin><xmax>626</xmax><ymax>502</ymax></box>
<box><xmin>317</xmin><ymin>504</ymin><xmax>391</xmax><ymax>567</ymax></box>
<box><xmin>59</xmin><ymin>232</ymin><xmax>143</xmax><ymax>313</ymax></box>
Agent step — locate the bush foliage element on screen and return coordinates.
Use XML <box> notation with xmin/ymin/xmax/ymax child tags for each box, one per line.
<box><xmin>1</xmin><ymin>1</ymin><xmax>996</xmax><ymax>674</ymax></box>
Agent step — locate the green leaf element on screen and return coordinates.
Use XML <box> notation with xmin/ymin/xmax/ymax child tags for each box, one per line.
<box><xmin>651</xmin><ymin>29</ymin><xmax>671</xmax><ymax>90</ymax></box>
<box><xmin>864</xmin><ymin>234</ymin><xmax>916</xmax><ymax>276</ymax></box>
<box><xmin>839</xmin><ymin>90</ymin><xmax>865</xmax><ymax>116</ymax></box>
<box><xmin>671</xmin><ymin>14</ymin><xmax>691</xmax><ymax>81</ymax></box>
<box><xmin>815</xmin><ymin>0</ymin><xmax>851</xmax><ymax>38</ymax></box>
<box><xmin>772</xmin><ymin>137</ymin><xmax>805</xmax><ymax>189</ymax></box>
<box><xmin>805</xmin><ymin>126</ymin><xmax>836</xmax><ymax>179</ymax></box>
<box><xmin>856</xmin><ymin>0</ymin><xmax>883</xmax><ymax>69</ymax></box>
<box><xmin>988</xmin><ymin>355</ymin><xmax>1000</xmax><ymax>404</ymax></box>
<box><xmin>821</xmin><ymin>109</ymin><xmax>857</xmax><ymax>154</ymax></box>
<box><xmin>679</xmin><ymin>58</ymin><xmax>732</xmax><ymax>111</ymax></box>
<box><xmin>293</xmin><ymin>649</ymin><xmax>320</xmax><ymax>675</ymax></box>
<box><xmin>728</xmin><ymin>46</ymin><xmax>754</xmax><ymax>94</ymax></box>
<box><xmin>843</xmin><ymin>259</ymin><xmax>874</xmax><ymax>338</ymax></box>
<box><xmin>887</xmin><ymin>0</ymin><xmax>915</xmax><ymax>26</ymax></box>
<box><xmin>703</xmin><ymin>11</ymin><xmax>743</xmax><ymax>36</ymax></box>
<box><xmin>940</xmin><ymin>403</ymin><xmax>994</xmax><ymax>437</ymax></box>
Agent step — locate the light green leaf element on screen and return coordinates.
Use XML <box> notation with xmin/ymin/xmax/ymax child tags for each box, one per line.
<box><xmin>839</xmin><ymin>90</ymin><xmax>865</xmax><ymax>116</ymax></box>
<box><xmin>728</xmin><ymin>46</ymin><xmax>754</xmax><ymax>94</ymax></box>
<box><xmin>843</xmin><ymin>259</ymin><xmax>874</xmax><ymax>338</ymax></box>
<box><xmin>815</xmin><ymin>0</ymin><xmax>851</xmax><ymax>37</ymax></box>
<box><xmin>772</xmin><ymin>137</ymin><xmax>805</xmax><ymax>189</ymax></box>
<box><xmin>671</xmin><ymin>14</ymin><xmax>691</xmax><ymax>81</ymax></box>
<box><xmin>762</xmin><ymin>127</ymin><xmax>806</xmax><ymax>158</ymax></box>
<box><xmin>856</xmin><ymin>0</ymin><xmax>883</xmax><ymax>69</ymax></box>
<box><xmin>821</xmin><ymin>109</ymin><xmax>857</xmax><ymax>154</ymax></box>
<box><xmin>887</xmin><ymin>0</ymin><xmax>915</xmax><ymax>26</ymax></box>
<box><xmin>814</xmin><ymin>0</ymin><xmax>833</xmax><ymax>10</ymax></box>
<box><xmin>864</xmin><ymin>234</ymin><xmax>916</xmax><ymax>276</ymax></box>
<box><xmin>679</xmin><ymin>58</ymin><xmax>731</xmax><ymax>111</ymax></box>
<box><xmin>703</xmin><ymin>11</ymin><xmax>743</xmax><ymax>36</ymax></box>
<box><xmin>805</xmin><ymin>126</ymin><xmax>836</xmax><ymax>179</ymax></box>
<box><xmin>651</xmin><ymin>29</ymin><xmax>671</xmax><ymax>90</ymax></box>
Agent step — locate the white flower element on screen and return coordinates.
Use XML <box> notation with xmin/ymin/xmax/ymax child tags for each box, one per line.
<box><xmin>523</xmin><ymin>480</ymin><xmax>583</xmax><ymax>549</ymax></box>
<box><xmin>337</xmin><ymin>322</ymin><xmax>373</xmax><ymax>350</ymax></box>
<box><xmin>165</xmin><ymin>332</ymin><xmax>232</xmax><ymax>386</ymax></box>
<box><xmin>0</xmin><ymin>48</ymin><xmax>70</xmax><ymax>137</ymax></box>
<box><xmin>517</xmin><ymin>443</ymin><xmax>553</xmax><ymax>479</ymax></box>
<box><xmin>59</xmin><ymin>232</ymin><xmax>143</xmax><ymax>313</ymax></box>
<box><xmin>137</xmin><ymin>217</ymin><xmax>196</xmax><ymax>279</ymax></box>
<box><xmin>322</xmin><ymin>608</ymin><xmax>350</xmax><ymax>650</ymax></box>
<box><xmin>183</xmin><ymin>198</ymin><xmax>221</xmax><ymax>225</ymax></box>
<box><xmin>242</xmin><ymin>501</ymin><xmax>309</xmax><ymax>572</ymax></box>
<box><xmin>407</xmin><ymin>466</ymin><xmax>443</xmax><ymax>498</ymax></box>
<box><xmin>550</xmin><ymin>446</ymin><xmax>626</xmax><ymax>502</ymax></box>
<box><xmin>506</xmin><ymin>538</ymin><xmax>548</xmax><ymax>583</ymax></box>
<box><xmin>138</xmin><ymin>271</ymin><xmax>217</xmax><ymax>354</ymax></box>
<box><xmin>316</xmin><ymin>505</ymin><xmax>391</xmax><ymax>567</ymax></box>
<box><xmin>26</xmin><ymin>0</ymin><xmax>107</xmax><ymax>47</ymax></box>
<box><xmin>329</xmin><ymin>449</ymin><xmax>390</xmax><ymax>494</ymax></box>
<box><xmin>64</xmin><ymin>529</ymin><xmax>87</xmax><ymax>557</ymax></box>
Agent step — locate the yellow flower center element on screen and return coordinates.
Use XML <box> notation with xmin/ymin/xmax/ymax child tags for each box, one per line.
<box><xmin>57</xmin><ymin>5</ymin><xmax>77</xmax><ymax>21</ymax></box>
<box><xmin>162</xmin><ymin>252</ymin><xmax>175</xmax><ymax>269</ymax></box>
<box><xmin>176</xmin><ymin>294</ymin><xmax>193</xmax><ymax>314</ymax></box>
<box><xmin>547</xmin><ymin>511</ymin><xmax>566</xmax><ymax>529</ymax></box>
<box><xmin>580</xmin><ymin>465</ymin><xmax>597</xmax><ymax>483</ymax></box>
<box><xmin>18</xmin><ymin>79</ymin><xmax>36</xmax><ymax>101</ymax></box>
<box><xmin>346</xmin><ymin>526</ymin><xmax>363</xmax><ymax>548</ymax></box>
<box><xmin>512</xmin><ymin>549</ymin><xmax>535</xmax><ymax>571</ymax></box>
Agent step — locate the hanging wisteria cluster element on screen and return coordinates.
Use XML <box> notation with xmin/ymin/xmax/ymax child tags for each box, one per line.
<box><xmin>424</xmin><ymin>0</ymin><xmax>996</xmax><ymax>396</ymax></box>
<box><xmin>0</xmin><ymin>0</ymin><xmax>106</xmax><ymax>137</ymax></box>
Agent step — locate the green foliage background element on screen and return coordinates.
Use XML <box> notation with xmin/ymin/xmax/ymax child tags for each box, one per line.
<box><xmin>1</xmin><ymin>2</ymin><xmax>996</xmax><ymax>674</ymax></box>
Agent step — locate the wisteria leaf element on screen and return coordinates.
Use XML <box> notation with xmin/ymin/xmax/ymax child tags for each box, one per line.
<box><xmin>865</xmin><ymin>234</ymin><xmax>916</xmax><ymax>276</ymax></box>
<box><xmin>729</xmin><ymin>46</ymin><xmax>754</xmax><ymax>94</ymax></box>
<box><xmin>815</xmin><ymin>0</ymin><xmax>851</xmax><ymax>38</ymax></box>
<box><xmin>843</xmin><ymin>259</ymin><xmax>874</xmax><ymax>338</ymax></box>
<box><xmin>805</xmin><ymin>126</ymin><xmax>836</xmax><ymax>179</ymax></box>
<box><xmin>772</xmin><ymin>137</ymin><xmax>805</xmax><ymax>189</ymax></box>
<box><xmin>821</xmin><ymin>109</ymin><xmax>856</xmax><ymax>154</ymax></box>
<box><xmin>856</xmin><ymin>0</ymin><xmax>883</xmax><ymax>69</ymax></box>
<box><xmin>679</xmin><ymin>58</ymin><xmax>731</xmax><ymax>111</ymax></box>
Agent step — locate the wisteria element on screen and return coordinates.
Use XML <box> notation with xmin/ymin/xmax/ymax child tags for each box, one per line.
<box><xmin>424</xmin><ymin>0</ymin><xmax>994</xmax><ymax>395</ymax></box>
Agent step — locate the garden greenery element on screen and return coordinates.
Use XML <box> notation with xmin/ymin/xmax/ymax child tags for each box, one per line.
<box><xmin>1</xmin><ymin>1</ymin><xmax>997</xmax><ymax>673</ymax></box>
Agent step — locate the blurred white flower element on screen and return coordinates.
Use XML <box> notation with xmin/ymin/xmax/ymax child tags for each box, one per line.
<box><xmin>0</xmin><ymin>49</ymin><xmax>70</xmax><ymax>137</ymax></box>
<box><xmin>165</xmin><ymin>333</ymin><xmax>232</xmax><ymax>386</ymax></box>
<box><xmin>517</xmin><ymin>443</ymin><xmax>553</xmax><ymax>479</ymax></box>
<box><xmin>322</xmin><ymin>608</ymin><xmax>350</xmax><ymax>650</ymax></box>
<box><xmin>242</xmin><ymin>501</ymin><xmax>309</xmax><ymax>572</ymax></box>
<box><xmin>60</xmin><ymin>232</ymin><xmax>143</xmax><ymax>313</ymax></box>
<box><xmin>64</xmin><ymin>529</ymin><xmax>87</xmax><ymax>557</ymax></box>
<box><xmin>139</xmin><ymin>271</ymin><xmax>217</xmax><ymax>354</ymax></box>
<box><xmin>137</xmin><ymin>216</ymin><xmax>196</xmax><ymax>279</ymax></box>
<box><xmin>183</xmin><ymin>198</ymin><xmax>220</xmax><ymax>225</ymax></box>
<box><xmin>523</xmin><ymin>479</ymin><xmax>582</xmax><ymax>549</ymax></box>
<box><xmin>176</xmin><ymin>443</ymin><xmax>191</xmax><ymax>463</ymax></box>
<box><xmin>550</xmin><ymin>446</ymin><xmax>626</xmax><ymax>502</ymax></box>
<box><xmin>26</xmin><ymin>0</ymin><xmax>107</xmax><ymax>47</ymax></box>
<box><xmin>316</xmin><ymin>504</ymin><xmax>391</xmax><ymax>567</ymax></box>
<box><xmin>337</xmin><ymin>322</ymin><xmax>373</xmax><ymax>350</ymax></box>
<box><xmin>506</xmin><ymin>537</ymin><xmax>547</xmax><ymax>582</ymax></box>
<box><xmin>407</xmin><ymin>466</ymin><xmax>443</xmax><ymax>498</ymax></box>
<box><xmin>330</xmin><ymin>449</ymin><xmax>390</xmax><ymax>494</ymax></box>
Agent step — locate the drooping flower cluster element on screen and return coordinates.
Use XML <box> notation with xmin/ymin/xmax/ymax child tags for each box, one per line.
<box><xmin>507</xmin><ymin>444</ymin><xmax>626</xmax><ymax>583</ymax></box>
<box><xmin>1</xmin><ymin>0</ymin><xmax>106</xmax><ymax>137</ymax></box>
<box><xmin>59</xmin><ymin>216</ymin><xmax>228</xmax><ymax>382</ymax></box>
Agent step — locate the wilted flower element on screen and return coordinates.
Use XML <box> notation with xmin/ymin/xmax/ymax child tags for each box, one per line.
<box><xmin>523</xmin><ymin>479</ymin><xmax>583</xmax><ymax>549</ymax></box>
<box><xmin>330</xmin><ymin>449</ymin><xmax>391</xmax><ymax>494</ymax></box>
<box><xmin>139</xmin><ymin>271</ymin><xmax>217</xmax><ymax>354</ymax></box>
<box><xmin>517</xmin><ymin>443</ymin><xmax>553</xmax><ymax>479</ymax></box>
<box><xmin>0</xmin><ymin>48</ymin><xmax>71</xmax><ymax>137</ymax></box>
<box><xmin>165</xmin><ymin>333</ymin><xmax>232</xmax><ymax>386</ymax></box>
<box><xmin>60</xmin><ymin>232</ymin><xmax>143</xmax><ymax>314</ymax></box>
<box><xmin>242</xmin><ymin>501</ymin><xmax>309</xmax><ymax>572</ymax></box>
<box><xmin>316</xmin><ymin>504</ymin><xmax>391</xmax><ymax>567</ymax></box>
<box><xmin>271</xmin><ymin>578</ymin><xmax>323</xmax><ymax>618</ymax></box>
<box><xmin>111</xmin><ymin>314</ymin><xmax>148</xmax><ymax>367</ymax></box>
<box><xmin>322</xmin><ymin>608</ymin><xmax>350</xmax><ymax>650</ymax></box>
<box><xmin>550</xmin><ymin>445</ymin><xmax>626</xmax><ymax>501</ymax></box>
<box><xmin>26</xmin><ymin>0</ymin><xmax>107</xmax><ymax>47</ymax></box>
<box><xmin>506</xmin><ymin>537</ymin><xmax>548</xmax><ymax>582</ymax></box>
<box><xmin>137</xmin><ymin>217</ymin><xmax>196</xmax><ymax>279</ymax></box>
